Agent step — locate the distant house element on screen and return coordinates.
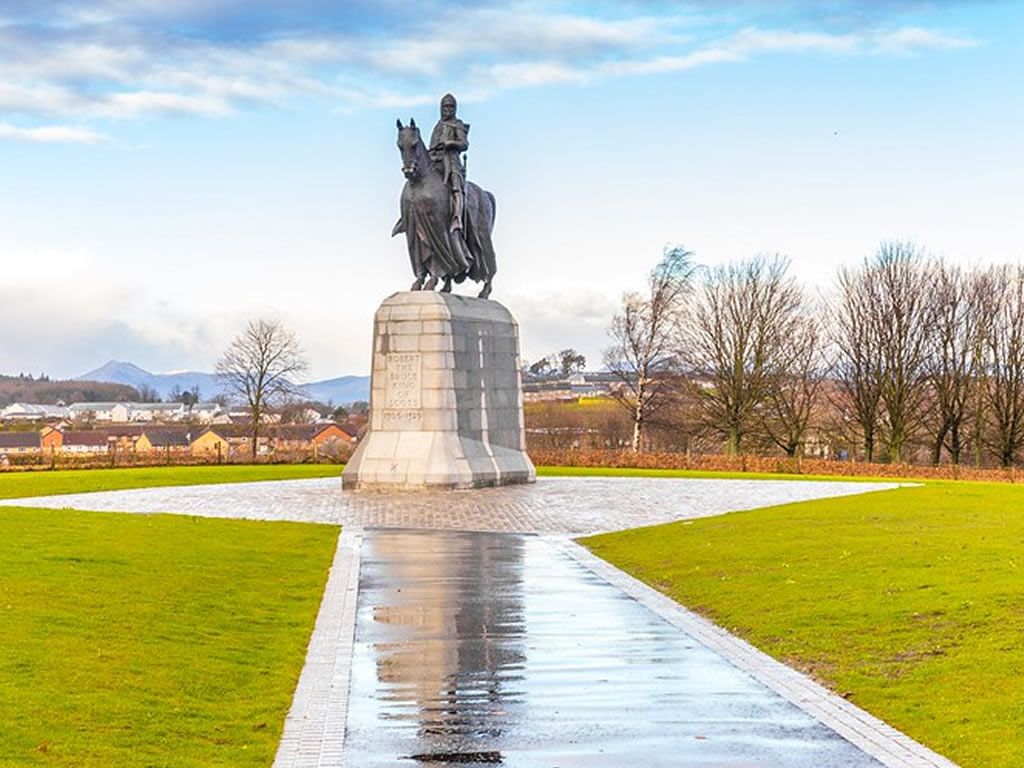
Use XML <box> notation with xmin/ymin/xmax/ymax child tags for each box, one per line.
<box><xmin>227</xmin><ymin>407</ymin><xmax>280</xmax><ymax>425</ymax></box>
<box><xmin>185</xmin><ymin>402</ymin><xmax>223</xmax><ymax>424</ymax></box>
<box><xmin>225</xmin><ymin>424</ymin><xmax>272</xmax><ymax>455</ymax></box>
<box><xmin>274</xmin><ymin>424</ymin><xmax>354</xmax><ymax>451</ymax></box>
<box><xmin>40</xmin><ymin>426</ymin><xmax>63</xmax><ymax>451</ymax></box>
<box><xmin>0</xmin><ymin>432</ymin><xmax>42</xmax><ymax>455</ymax></box>
<box><xmin>135</xmin><ymin>428</ymin><xmax>193</xmax><ymax>453</ymax></box>
<box><xmin>68</xmin><ymin>402</ymin><xmax>130</xmax><ymax>423</ymax></box>
<box><xmin>1</xmin><ymin>401</ymin><xmax>220</xmax><ymax>426</ymax></box>
<box><xmin>338</xmin><ymin>422</ymin><xmax>361</xmax><ymax>442</ymax></box>
<box><xmin>1</xmin><ymin>403</ymin><xmax>71</xmax><ymax>422</ymax></box>
<box><xmin>294</xmin><ymin>407</ymin><xmax>327</xmax><ymax>424</ymax></box>
<box><xmin>128</xmin><ymin>403</ymin><xmax>185</xmax><ymax>422</ymax></box>
<box><xmin>60</xmin><ymin>431</ymin><xmax>112</xmax><ymax>454</ymax></box>
<box><xmin>523</xmin><ymin>372</ymin><xmax>620</xmax><ymax>402</ymax></box>
<box><xmin>103</xmin><ymin>425</ymin><xmax>146</xmax><ymax>451</ymax></box>
<box><xmin>190</xmin><ymin>427</ymin><xmax>230</xmax><ymax>456</ymax></box>
<box><xmin>190</xmin><ymin>423</ymin><xmax>352</xmax><ymax>456</ymax></box>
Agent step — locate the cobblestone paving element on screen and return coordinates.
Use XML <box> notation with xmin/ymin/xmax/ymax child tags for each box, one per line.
<box><xmin>1</xmin><ymin>475</ymin><xmax>904</xmax><ymax>534</ymax></box>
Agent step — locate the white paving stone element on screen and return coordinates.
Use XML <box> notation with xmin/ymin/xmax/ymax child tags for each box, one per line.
<box><xmin>1</xmin><ymin>475</ymin><xmax>908</xmax><ymax>535</ymax></box>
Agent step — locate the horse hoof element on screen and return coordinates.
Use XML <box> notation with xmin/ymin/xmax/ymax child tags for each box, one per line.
<box><xmin>478</xmin><ymin>282</ymin><xmax>492</xmax><ymax>300</ymax></box>
<box><xmin>410</xmin><ymin>278</ymin><xmax>424</xmax><ymax>291</ymax></box>
<box><xmin>424</xmin><ymin>276</ymin><xmax>438</xmax><ymax>291</ymax></box>
<box><xmin>440</xmin><ymin>279</ymin><xmax>453</xmax><ymax>294</ymax></box>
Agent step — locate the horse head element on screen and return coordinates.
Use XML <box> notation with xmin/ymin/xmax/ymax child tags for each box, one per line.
<box><xmin>396</xmin><ymin>118</ymin><xmax>425</xmax><ymax>180</ymax></box>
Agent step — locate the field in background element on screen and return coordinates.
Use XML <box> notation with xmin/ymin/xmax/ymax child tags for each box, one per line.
<box><xmin>583</xmin><ymin>482</ymin><xmax>1024</xmax><ymax>768</ymax></box>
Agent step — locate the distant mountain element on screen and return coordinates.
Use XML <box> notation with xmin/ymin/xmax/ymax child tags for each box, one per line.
<box><xmin>76</xmin><ymin>361</ymin><xmax>370</xmax><ymax>405</ymax></box>
<box><xmin>301</xmin><ymin>376</ymin><xmax>371</xmax><ymax>405</ymax></box>
<box><xmin>77</xmin><ymin>361</ymin><xmax>221</xmax><ymax>401</ymax></box>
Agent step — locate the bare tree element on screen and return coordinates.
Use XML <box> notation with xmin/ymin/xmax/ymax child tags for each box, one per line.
<box><xmin>761</xmin><ymin>313</ymin><xmax>827</xmax><ymax>457</ymax></box>
<box><xmin>830</xmin><ymin>243</ymin><xmax>932</xmax><ymax>463</ymax></box>
<box><xmin>167</xmin><ymin>385</ymin><xmax>201</xmax><ymax>406</ymax></box>
<box><xmin>137</xmin><ymin>384</ymin><xmax>161</xmax><ymax>403</ymax></box>
<box><xmin>526</xmin><ymin>357</ymin><xmax>554</xmax><ymax>379</ymax></box>
<box><xmin>557</xmin><ymin>348</ymin><xmax>587</xmax><ymax>376</ymax></box>
<box><xmin>872</xmin><ymin>242</ymin><xmax>934</xmax><ymax>462</ymax></box>
<box><xmin>831</xmin><ymin>263</ymin><xmax>883</xmax><ymax>461</ymax></box>
<box><xmin>980</xmin><ymin>265</ymin><xmax>1024</xmax><ymax>467</ymax></box>
<box><xmin>923</xmin><ymin>262</ymin><xmax>983</xmax><ymax>465</ymax></box>
<box><xmin>687</xmin><ymin>255</ymin><xmax>803</xmax><ymax>455</ymax></box>
<box><xmin>604</xmin><ymin>245</ymin><xmax>695</xmax><ymax>452</ymax></box>
<box><xmin>216</xmin><ymin>319</ymin><xmax>308</xmax><ymax>460</ymax></box>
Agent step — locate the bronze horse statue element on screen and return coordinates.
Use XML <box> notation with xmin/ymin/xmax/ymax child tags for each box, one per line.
<box><xmin>393</xmin><ymin>119</ymin><xmax>497</xmax><ymax>299</ymax></box>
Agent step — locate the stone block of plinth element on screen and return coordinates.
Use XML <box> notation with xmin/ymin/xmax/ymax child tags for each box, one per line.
<box><xmin>342</xmin><ymin>291</ymin><xmax>536</xmax><ymax>491</ymax></box>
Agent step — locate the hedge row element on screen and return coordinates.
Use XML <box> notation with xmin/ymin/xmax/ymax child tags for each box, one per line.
<box><xmin>0</xmin><ymin>449</ymin><xmax>345</xmax><ymax>473</ymax></box>
<box><xmin>529</xmin><ymin>448</ymin><xmax>1024</xmax><ymax>483</ymax></box>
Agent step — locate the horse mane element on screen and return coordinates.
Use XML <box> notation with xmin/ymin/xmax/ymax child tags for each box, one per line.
<box><xmin>411</xmin><ymin>128</ymin><xmax>428</xmax><ymax>161</ymax></box>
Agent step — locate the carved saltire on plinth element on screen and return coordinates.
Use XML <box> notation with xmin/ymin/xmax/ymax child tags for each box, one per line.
<box><xmin>342</xmin><ymin>292</ymin><xmax>536</xmax><ymax>490</ymax></box>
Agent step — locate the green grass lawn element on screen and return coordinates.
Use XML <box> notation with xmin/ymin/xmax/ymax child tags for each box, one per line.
<box><xmin>0</xmin><ymin>464</ymin><xmax>341</xmax><ymax>501</ymax></box>
<box><xmin>582</xmin><ymin>481</ymin><xmax>1024</xmax><ymax>768</ymax></box>
<box><xmin>0</xmin><ymin>505</ymin><xmax>338</xmax><ymax>767</ymax></box>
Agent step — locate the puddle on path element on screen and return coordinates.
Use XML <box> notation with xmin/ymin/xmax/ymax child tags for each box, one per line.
<box><xmin>344</xmin><ymin>529</ymin><xmax>882</xmax><ymax>768</ymax></box>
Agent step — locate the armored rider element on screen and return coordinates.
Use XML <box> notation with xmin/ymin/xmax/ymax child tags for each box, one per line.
<box><xmin>429</xmin><ymin>93</ymin><xmax>469</xmax><ymax>233</ymax></box>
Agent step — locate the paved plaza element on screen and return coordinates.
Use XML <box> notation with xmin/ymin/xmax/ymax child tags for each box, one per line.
<box><xmin>4</xmin><ymin>475</ymin><xmax>902</xmax><ymax>534</ymax></box>
<box><xmin>3</xmin><ymin>475</ymin><xmax>959</xmax><ymax>767</ymax></box>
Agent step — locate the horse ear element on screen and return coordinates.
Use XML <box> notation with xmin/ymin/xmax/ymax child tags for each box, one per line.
<box><xmin>396</xmin><ymin>118</ymin><xmax>403</xmax><ymax>129</ymax></box>
<box><xmin>410</xmin><ymin>117</ymin><xmax>417</xmax><ymax>129</ymax></box>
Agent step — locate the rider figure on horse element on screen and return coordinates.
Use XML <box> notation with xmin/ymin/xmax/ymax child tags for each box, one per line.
<box><xmin>429</xmin><ymin>93</ymin><xmax>469</xmax><ymax>233</ymax></box>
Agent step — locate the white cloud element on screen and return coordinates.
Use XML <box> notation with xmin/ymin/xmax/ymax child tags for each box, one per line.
<box><xmin>872</xmin><ymin>26</ymin><xmax>980</xmax><ymax>54</ymax></box>
<box><xmin>0</xmin><ymin>3</ymin><xmax>985</xmax><ymax>125</ymax></box>
<box><xmin>0</xmin><ymin>248</ymin><xmax>98</xmax><ymax>281</ymax></box>
<box><xmin>103</xmin><ymin>90</ymin><xmax>232</xmax><ymax>118</ymax></box>
<box><xmin>505</xmin><ymin>290</ymin><xmax>619</xmax><ymax>369</ymax></box>
<box><xmin>482</xmin><ymin>61</ymin><xmax>591</xmax><ymax>89</ymax></box>
<box><xmin>0</xmin><ymin>257</ymin><xmax>243</xmax><ymax>378</ymax></box>
<box><xmin>0</xmin><ymin>3</ymin><xmax>983</xmax><ymax>134</ymax></box>
<box><xmin>0</xmin><ymin>122</ymin><xmax>107</xmax><ymax>144</ymax></box>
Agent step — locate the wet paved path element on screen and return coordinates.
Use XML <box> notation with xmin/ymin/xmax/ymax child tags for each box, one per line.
<box><xmin>347</xmin><ymin>529</ymin><xmax>884</xmax><ymax>768</ymax></box>
<box><xmin>2</xmin><ymin>475</ymin><xmax>957</xmax><ymax>767</ymax></box>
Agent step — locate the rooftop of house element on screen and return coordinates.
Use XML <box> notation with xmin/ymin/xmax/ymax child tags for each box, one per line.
<box><xmin>142</xmin><ymin>428</ymin><xmax>193</xmax><ymax>447</ymax></box>
<box><xmin>0</xmin><ymin>432</ymin><xmax>41</xmax><ymax>448</ymax></box>
<box><xmin>67</xmin><ymin>402</ymin><xmax>127</xmax><ymax>412</ymax></box>
<box><xmin>60</xmin><ymin>431</ymin><xmax>111</xmax><ymax>446</ymax></box>
<box><xmin>201</xmin><ymin>423</ymin><xmax>349</xmax><ymax>440</ymax></box>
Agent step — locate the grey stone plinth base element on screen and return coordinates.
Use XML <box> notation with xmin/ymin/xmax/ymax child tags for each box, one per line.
<box><xmin>342</xmin><ymin>292</ymin><xmax>536</xmax><ymax>490</ymax></box>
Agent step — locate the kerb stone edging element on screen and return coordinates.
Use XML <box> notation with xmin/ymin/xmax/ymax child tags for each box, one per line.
<box><xmin>273</xmin><ymin>527</ymin><xmax>363</xmax><ymax>768</ymax></box>
<box><xmin>558</xmin><ymin>539</ymin><xmax>960</xmax><ymax>768</ymax></box>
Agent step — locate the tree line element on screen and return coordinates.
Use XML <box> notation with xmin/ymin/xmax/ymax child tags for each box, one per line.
<box><xmin>605</xmin><ymin>242</ymin><xmax>1024</xmax><ymax>467</ymax></box>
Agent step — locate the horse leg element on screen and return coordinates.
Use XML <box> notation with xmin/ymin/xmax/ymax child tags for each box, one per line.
<box><xmin>424</xmin><ymin>275</ymin><xmax>438</xmax><ymax>291</ymax></box>
<box><xmin>477</xmin><ymin>279</ymin><xmax>492</xmax><ymax>300</ymax></box>
<box><xmin>410</xmin><ymin>274</ymin><xmax>425</xmax><ymax>291</ymax></box>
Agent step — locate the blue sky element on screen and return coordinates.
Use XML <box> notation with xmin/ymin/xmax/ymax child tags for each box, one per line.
<box><xmin>0</xmin><ymin>1</ymin><xmax>1021</xmax><ymax>380</ymax></box>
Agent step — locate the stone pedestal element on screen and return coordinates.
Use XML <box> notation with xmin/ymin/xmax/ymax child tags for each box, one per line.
<box><xmin>342</xmin><ymin>292</ymin><xmax>536</xmax><ymax>490</ymax></box>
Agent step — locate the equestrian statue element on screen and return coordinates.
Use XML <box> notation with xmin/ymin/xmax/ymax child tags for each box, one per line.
<box><xmin>393</xmin><ymin>93</ymin><xmax>498</xmax><ymax>299</ymax></box>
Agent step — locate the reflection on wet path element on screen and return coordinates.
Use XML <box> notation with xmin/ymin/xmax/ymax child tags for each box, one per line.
<box><xmin>344</xmin><ymin>530</ymin><xmax>884</xmax><ymax>767</ymax></box>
